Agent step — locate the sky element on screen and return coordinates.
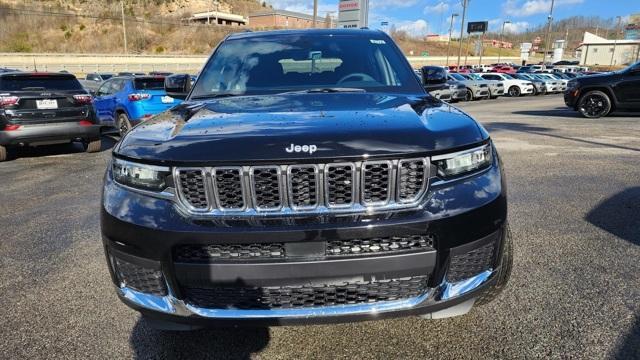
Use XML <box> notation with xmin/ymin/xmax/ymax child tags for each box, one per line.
<box><xmin>264</xmin><ymin>0</ymin><xmax>640</xmax><ymax>37</ymax></box>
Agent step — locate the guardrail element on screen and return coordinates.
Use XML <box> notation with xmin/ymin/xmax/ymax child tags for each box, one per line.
<box><xmin>0</xmin><ymin>53</ymin><xmax>530</xmax><ymax>75</ymax></box>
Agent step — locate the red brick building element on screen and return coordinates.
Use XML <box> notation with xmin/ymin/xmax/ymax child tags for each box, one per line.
<box><xmin>483</xmin><ymin>39</ymin><xmax>513</xmax><ymax>49</ymax></box>
<box><xmin>249</xmin><ymin>10</ymin><xmax>332</xmax><ymax>29</ymax></box>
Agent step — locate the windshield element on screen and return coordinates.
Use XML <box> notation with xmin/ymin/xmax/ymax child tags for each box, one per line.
<box><xmin>466</xmin><ymin>73</ymin><xmax>482</xmax><ymax>80</ymax></box>
<box><xmin>134</xmin><ymin>78</ymin><xmax>165</xmax><ymax>90</ymax></box>
<box><xmin>100</xmin><ymin>74</ymin><xmax>114</xmax><ymax>80</ymax></box>
<box><xmin>191</xmin><ymin>34</ymin><xmax>422</xmax><ymax>98</ymax></box>
<box><xmin>0</xmin><ymin>75</ymin><xmax>83</xmax><ymax>91</ymax></box>
<box><xmin>449</xmin><ymin>73</ymin><xmax>466</xmax><ymax>81</ymax></box>
<box><xmin>502</xmin><ymin>74</ymin><xmax>515</xmax><ymax>80</ymax></box>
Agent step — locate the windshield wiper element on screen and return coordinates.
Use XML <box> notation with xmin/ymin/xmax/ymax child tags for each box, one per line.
<box><xmin>279</xmin><ymin>87</ymin><xmax>366</xmax><ymax>95</ymax></box>
<box><xmin>191</xmin><ymin>93</ymin><xmax>241</xmax><ymax>100</ymax></box>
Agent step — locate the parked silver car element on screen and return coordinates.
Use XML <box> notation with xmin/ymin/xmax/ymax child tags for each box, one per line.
<box><xmin>530</xmin><ymin>74</ymin><xmax>561</xmax><ymax>93</ymax></box>
<box><xmin>511</xmin><ymin>73</ymin><xmax>548</xmax><ymax>95</ymax></box>
<box><xmin>463</xmin><ymin>73</ymin><xmax>505</xmax><ymax>99</ymax></box>
<box><xmin>447</xmin><ymin>80</ymin><xmax>467</xmax><ymax>102</ymax></box>
<box><xmin>447</xmin><ymin>73</ymin><xmax>490</xmax><ymax>101</ymax></box>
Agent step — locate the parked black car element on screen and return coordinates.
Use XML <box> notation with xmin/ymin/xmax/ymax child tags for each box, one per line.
<box><xmin>564</xmin><ymin>61</ymin><xmax>640</xmax><ymax>118</ymax></box>
<box><xmin>101</xmin><ymin>29</ymin><xmax>511</xmax><ymax>329</ymax></box>
<box><xmin>0</xmin><ymin>72</ymin><xmax>101</xmax><ymax>161</ymax></box>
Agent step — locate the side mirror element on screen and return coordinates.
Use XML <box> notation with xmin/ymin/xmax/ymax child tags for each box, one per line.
<box><xmin>165</xmin><ymin>74</ymin><xmax>192</xmax><ymax>100</ymax></box>
<box><xmin>421</xmin><ymin>66</ymin><xmax>447</xmax><ymax>85</ymax></box>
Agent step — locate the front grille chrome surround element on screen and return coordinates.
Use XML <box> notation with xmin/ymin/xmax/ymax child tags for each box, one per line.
<box><xmin>174</xmin><ymin>157</ymin><xmax>430</xmax><ymax>217</ymax></box>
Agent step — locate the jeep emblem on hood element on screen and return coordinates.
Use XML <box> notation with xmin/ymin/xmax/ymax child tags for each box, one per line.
<box><xmin>286</xmin><ymin>143</ymin><xmax>317</xmax><ymax>155</ymax></box>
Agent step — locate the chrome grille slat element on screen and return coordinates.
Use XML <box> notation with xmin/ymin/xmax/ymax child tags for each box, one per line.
<box><xmin>397</xmin><ymin>158</ymin><xmax>428</xmax><ymax>203</ymax></box>
<box><xmin>175</xmin><ymin>157</ymin><xmax>429</xmax><ymax>216</ymax></box>
<box><xmin>212</xmin><ymin>167</ymin><xmax>245</xmax><ymax>210</ymax></box>
<box><xmin>250</xmin><ymin>166</ymin><xmax>283</xmax><ymax>210</ymax></box>
<box><xmin>288</xmin><ymin>165</ymin><xmax>319</xmax><ymax>210</ymax></box>
<box><xmin>325</xmin><ymin>163</ymin><xmax>356</xmax><ymax>208</ymax></box>
<box><xmin>176</xmin><ymin>168</ymin><xmax>209</xmax><ymax>211</ymax></box>
<box><xmin>361</xmin><ymin>160</ymin><xmax>392</xmax><ymax>206</ymax></box>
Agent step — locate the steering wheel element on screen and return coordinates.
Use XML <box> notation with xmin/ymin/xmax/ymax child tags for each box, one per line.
<box><xmin>337</xmin><ymin>73</ymin><xmax>376</xmax><ymax>84</ymax></box>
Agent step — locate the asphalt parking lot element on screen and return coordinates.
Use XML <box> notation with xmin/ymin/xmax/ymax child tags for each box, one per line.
<box><xmin>0</xmin><ymin>94</ymin><xmax>638</xmax><ymax>359</ymax></box>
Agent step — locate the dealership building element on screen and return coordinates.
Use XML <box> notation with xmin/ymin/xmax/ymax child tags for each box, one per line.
<box><xmin>577</xmin><ymin>32</ymin><xmax>640</xmax><ymax>66</ymax></box>
<box><xmin>248</xmin><ymin>10</ymin><xmax>332</xmax><ymax>29</ymax></box>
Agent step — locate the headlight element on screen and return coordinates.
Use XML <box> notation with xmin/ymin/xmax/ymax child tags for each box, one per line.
<box><xmin>112</xmin><ymin>158</ymin><xmax>171</xmax><ymax>191</ymax></box>
<box><xmin>432</xmin><ymin>144</ymin><xmax>493</xmax><ymax>178</ymax></box>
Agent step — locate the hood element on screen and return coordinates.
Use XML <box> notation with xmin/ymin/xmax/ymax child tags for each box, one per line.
<box><xmin>114</xmin><ymin>93</ymin><xmax>487</xmax><ymax>164</ymax></box>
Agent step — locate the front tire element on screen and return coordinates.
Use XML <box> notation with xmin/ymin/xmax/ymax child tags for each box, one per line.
<box><xmin>85</xmin><ymin>139</ymin><xmax>102</xmax><ymax>153</ymax></box>
<box><xmin>578</xmin><ymin>90</ymin><xmax>612</xmax><ymax>118</ymax></box>
<box><xmin>476</xmin><ymin>225</ymin><xmax>513</xmax><ymax>305</ymax></box>
<box><xmin>464</xmin><ymin>89</ymin><xmax>474</xmax><ymax>101</ymax></box>
<box><xmin>117</xmin><ymin>113</ymin><xmax>132</xmax><ymax>137</ymax></box>
<box><xmin>508</xmin><ymin>86</ymin><xmax>521</xmax><ymax>97</ymax></box>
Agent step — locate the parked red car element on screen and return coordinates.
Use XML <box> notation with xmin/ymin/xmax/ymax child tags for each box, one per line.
<box><xmin>491</xmin><ymin>65</ymin><xmax>516</xmax><ymax>74</ymax></box>
<box><xmin>448</xmin><ymin>66</ymin><xmax>471</xmax><ymax>74</ymax></box>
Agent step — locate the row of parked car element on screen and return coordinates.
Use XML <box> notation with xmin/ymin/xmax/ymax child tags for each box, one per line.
<box><xmin>448</xmin><ymin>61</ymin><xmax>587</xmax><ymax>75</ymax></box>
<box><xmin>417</xmin><ymin>66</ymin><xmax>572</xmax><ymax>102</ymax></box>
<box><xmin>0</xmin><ymin>70</ymin><xmax>182</xmax><ymax>161</ymax></box>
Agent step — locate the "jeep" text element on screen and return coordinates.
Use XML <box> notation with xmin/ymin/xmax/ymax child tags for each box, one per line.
<box><xmin>285</xmin><ymin>144</ymin><xmax>318</xmax><ymax>155</ymax></box>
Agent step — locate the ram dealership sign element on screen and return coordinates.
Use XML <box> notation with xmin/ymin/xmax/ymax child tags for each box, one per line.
<box><xmin>338</xmin><ymin>0</ymin><xmax>369</xmax><ymax>29</ymax></box>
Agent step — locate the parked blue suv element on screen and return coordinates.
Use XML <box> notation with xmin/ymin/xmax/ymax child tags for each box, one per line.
<box><xmin>93</xmin><ymin>76</ymin><xmax>181</xmax><ymax>135</ymax></box>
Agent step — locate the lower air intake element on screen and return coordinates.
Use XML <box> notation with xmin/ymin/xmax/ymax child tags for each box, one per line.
<box><xmin>184</xmin><ymin>275</ymin><xmax>429</xmax><ymax>310</ymax></box>
<box><xmin>447</xmin><ymin>242</ymin><xmax>495</xmax><ymax>283</ymax></box>
<box><xmin>113</xmin><ymin>257</ymin><xmax>167</xmax><ymax>296</ymax></box>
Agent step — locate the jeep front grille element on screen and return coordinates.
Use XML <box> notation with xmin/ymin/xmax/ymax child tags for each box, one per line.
<box><xmin>174</xmin><ymin>158</ymin><xmax>429</xmax><ymax>216</ymax></box>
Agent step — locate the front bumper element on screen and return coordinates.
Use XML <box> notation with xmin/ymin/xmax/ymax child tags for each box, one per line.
<box><xmin>0</xmin><ymin>122</ymin><xmax>100</xmax><ymax>146</ymax></box>
<box><xmin>564</xmin><ymin>88</ymin><xmax>580</xmax><ymax>108</ymax></box>
<box><xmin>474</xmin><ymin>88</ymin><xmax>490</xmax><ymax>98</ymax></box>
<box><xmin>101</xmin><ymin>156</ymin><xmax>508</xmax><ymax>326</ymax></box>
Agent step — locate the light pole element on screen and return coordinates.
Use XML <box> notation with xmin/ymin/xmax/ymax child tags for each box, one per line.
<box><xmin>313</xmin><ymin>0</ymin><xmax>318</xmax><ymax>28</ymax></box>
<box><xmin>498</xmin><ymin>20</ymin><xmax>511</xmax><ymax>63</ymax></box>
<box><xmin>457</xmin><ymin>0</ymin><xmax>468</xmax><ymax>69</ymax></box>
<box><xmin>542</xmin><ymin>0</ymin><xmax>555</xmax><ymax>64</ymax></box>
<box><xmin>445</xmin><ymin>13</ymin><xmax>459</xmax><ymax>66</ymax></box>
<box><xmin>609</xmin><ymin>16</ymin><xmax>622</xmax><ymax>69</ymax></box>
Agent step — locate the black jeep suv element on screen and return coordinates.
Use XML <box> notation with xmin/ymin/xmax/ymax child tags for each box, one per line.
<box><xmin>0</xmin><ymin>72</ymin><xmax>101</xmax><ymax>161</ymax></box>
<box><xmin>564</xmin><ymin>61</ymin><xmax>640</xmax><ymax>118</ymax></box>
<box><xmin>101</xmin><ymin>29</ymin><xmax>511</xmax><ymax>329</ymax></box>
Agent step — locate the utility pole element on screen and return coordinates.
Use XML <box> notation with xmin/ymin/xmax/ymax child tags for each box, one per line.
<box><xmin>542</xmin><ymin>0</ymin><xmax>555</xmax><ymax>64</ymax></box>
<box><xmin>479</xmin><ymin>31</ymin><xmax>485</xmax><ymax>65</ymax></box>
<box><xmin>498</xmin><ymin>20</ymin><xmax>511</xmax><ymax>63</ymax></box>
<box><xmin>313</xmin><ymin>0</ymin><xmax>318</xmax><ymax>28</ymax></box>
<box><xmin>457</xmin><ymin>0</ymin><xmax>468</xmax><ymax>68</ymax></box>
<box><xmin>445</xmin><ymin>13</ymin><xmax>459</xmax><ymax>66</ymax></box>
<box><xmin>464</xmin><ymin>33</ymin><xmax>471</xmax><ymax>65</ymax></box>
<box><xmin>609</xmin><ymin>16</ymin><xmax>622</xmax><ymax>69</ymax></box>
<box><xmin>121</xmin><ymin>1</ymin><xmax>127</xmax><ymax>54</ymax></box>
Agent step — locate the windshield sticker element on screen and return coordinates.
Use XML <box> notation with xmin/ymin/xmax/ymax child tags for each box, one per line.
<box><xmin>370</xmin><ymin>39</ymin><xmax>386</xmax><ymax>45</ymax></box>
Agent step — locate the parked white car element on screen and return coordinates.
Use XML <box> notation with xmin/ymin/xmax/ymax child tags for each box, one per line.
<box><xmin>475</xmin><ymin>65</ymin><xmax>494</xmax><ymax>73</ymax></box>
<box><xmin>480</xmin><ymin>73</ymin><xmax>535</xmax><ymax>97</ymax></box>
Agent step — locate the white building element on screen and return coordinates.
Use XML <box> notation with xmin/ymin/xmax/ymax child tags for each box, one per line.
<box><xmin>577</xmin><ymin>32</ymin><xmax>640</xmax><ymax>66</ymax></box>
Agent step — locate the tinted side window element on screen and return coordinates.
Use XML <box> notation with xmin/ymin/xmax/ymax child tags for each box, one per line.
<box><xmin>97</xmin><ymin>80</ymin><xmax>114</xmax><ymax>96</ymax></box>
<box><xmin>111</xmin><ymin>79</ymin><xmax>126</xmax><ymax>93</ymax></box>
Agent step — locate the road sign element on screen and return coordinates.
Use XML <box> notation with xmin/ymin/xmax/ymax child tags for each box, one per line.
<box><xmin>467</xmin><ymin>21</ymin><xmax>488</xmax><ymax>34</ymax></box>
<box><xmin>338</xmin><ymin>0</ymin><xmax>369</xmax><ymax>29</ymax></box>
